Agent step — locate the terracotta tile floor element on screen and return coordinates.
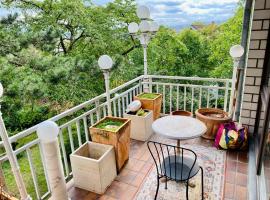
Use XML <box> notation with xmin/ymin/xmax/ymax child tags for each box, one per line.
<box><xmin>67</xmin><ymin>137</ymin><xmax>249</xmax><ymax>200</ymax></box>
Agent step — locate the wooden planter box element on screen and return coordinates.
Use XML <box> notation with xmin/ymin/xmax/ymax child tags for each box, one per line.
<box><xmin>134</xmin><ymin>93</ymin><xmax>162</xmax><ymax>120</ymax></box>
<box><xmin>195</xmin><ymin>108</ymin><xmax>231</xmax><ymax>140</ymax></box>
<box><xmin>124</xmin><ymin>110</ymin><xmax>153</xmax><ymax>141</ymax></box>
<box><xmin>89</xmin><ymin>117</ymin><xmax>131</xmax><ymax>172</ymax></box>
<box><xmin>70</xmin><ymin>142</ymin><xmax>117</xmax><ymax>194</ymax></box>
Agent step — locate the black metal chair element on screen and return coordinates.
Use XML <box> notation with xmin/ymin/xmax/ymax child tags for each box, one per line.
<box><xmin>147</xmin><ymin>141</ymin><xmax>204</xmax><ymax>200</ymax></box>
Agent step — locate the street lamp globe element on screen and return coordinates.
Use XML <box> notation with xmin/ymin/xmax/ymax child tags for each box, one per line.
<box><xmin>139</xmin><ymin>20</ymin><xmax>151</xmax><ymax>33</ymax></box>
<box><xmin>128</xmin><ymin>22</ymin><xmax>139</xmax><ymax>34</ymax></box>
<box><xmin>98</xmin><ymin>55</ymin><xmax>113</xmax><ymax>70</ymax></box>
<box><xmin>0</xmin><ymin>83</ymin><xmax>3</xmax><ymax>98</ymax></box>
<box><xmin>150</xmin><ymin>21</ymin><xmax>160</xmax><ymax>33</ymax></box>
<box><xmin>230</xmin><ymin>45</ymin><xmax>244</xmax><ymax>58</ymax></box>
<box><xmin>136</xmin><ymin>5</ymin><xmax>150</xmax><ymax>20</ymax></box>
<box><xmin>37</xmin><ymin>121</ymin><xmax>59</xmax><ymax>143</ymax></box>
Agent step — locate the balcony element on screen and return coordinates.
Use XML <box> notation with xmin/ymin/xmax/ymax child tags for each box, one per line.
<box><xmin>0</xmin><ymin>74</ymin><xmax>250</xmax><ymax>200</ymax></box>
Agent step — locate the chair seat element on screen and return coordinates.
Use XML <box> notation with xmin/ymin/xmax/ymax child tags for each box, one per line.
<box><xmin>161</xmin><ymin>155</ymin><xmax>200</xmax><ymax>181</ymax></box>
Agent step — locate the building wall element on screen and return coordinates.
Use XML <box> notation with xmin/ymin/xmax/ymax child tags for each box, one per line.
<box><xmin>241</xmin><ymin>0</ymin><xmax>270</xmax><ymax>132</ymax></box>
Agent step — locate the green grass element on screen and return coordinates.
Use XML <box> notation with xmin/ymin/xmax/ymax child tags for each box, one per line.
<box><xmin>137</xmin><ymin>93</ymin><xmax>159</xmax><ymax>99</ymax></box>
<box><xmin>95</xmin><ymin>119</ymin><xmax>124</xmax><ymax>132</ymax></box>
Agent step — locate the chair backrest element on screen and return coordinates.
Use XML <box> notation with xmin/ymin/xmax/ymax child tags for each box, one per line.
<box><xmin>147</xmin><ymin>141</ymin><xmax>197</xmax><ymax>181</ymax></box>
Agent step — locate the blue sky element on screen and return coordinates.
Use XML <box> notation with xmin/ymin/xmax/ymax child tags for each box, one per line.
<box><xmin>0</xmin><ymin>0</ymin><xmax>239</xmax><ymax>30</ymax></box>
<box><xmin>93</xmin><ymin>0</ymin><xmax>239</xmax><ymax>30</ymax></box>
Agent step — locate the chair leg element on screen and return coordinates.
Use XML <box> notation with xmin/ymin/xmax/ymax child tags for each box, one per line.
<box><xmin>200</xmin><ymin>167</ymin><xmax>204</xmax><ymax>200</ymax></box>
<box><xmin>154</xmin><ymin>176</ymin><xmax>160</xmax><ymax>200</ymax></box>
<box><xmin>186</xmin><ymin>180</ymin><xmax>189</xmax><ymax>200</ymax></box>
<box><xmin>165</xmin><ymin>176</ymin><xmax>168</xmax><ymax>189</ymax></box>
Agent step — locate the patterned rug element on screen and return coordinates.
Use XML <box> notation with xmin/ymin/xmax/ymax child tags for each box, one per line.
<box><xmin>135</xmin><ymin>138</ymin><xmax>226</xmax><ymax>200</ymax></box>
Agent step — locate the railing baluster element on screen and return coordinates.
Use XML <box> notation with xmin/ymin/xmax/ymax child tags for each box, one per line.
<box><xmin>184</xmin><ymin>86</ymin><xmax>187</xmax><ymax>111</ymax></box>
<box><xmin>90</xmin><ymin>113</ymin><xmax>94</xmax><ymax>125</ymax></box>
<box><xmin>121</xmin><ymin>96</ymin><xmax>125</xmax><ymax>116</ymax></box>
<box><xmin>129</xmin><ymin>91</ymin><xmax>132</xmax><ymax>103</ymax></box>
<box><xmin>76</xmin><ymin>120</ymin><xmax>82</xmax><ymax>146</ymax></box>
<box><xmin>191</xmin><ymin>87</ymin><xmax>194</xmax><ymax>113</ymax></box>
<box><xmin>95</xmin><ymin>100</ymin><xmax>100</xmax><ymax>121</ymax></box>
<box><xmin>163</xmin><ymin>85</ymin><xmax>166</xmax><ymax>114</ymax></box>
<box><xmin>224</xmin><ymin>81</ymin><xmax>229</xmax><ymax>111</ymax></box>
<box><xmin>156</xmin><ymin>84</ymin><xmax>159</xmax><ymax>93</ymax></box>
<box><xmin>113</xmin><ymin>100</ymin><xmax>117</xmax><ymax>117</ymax></box>
<box><xmin>59</xmin><ymin>129</ymin><xmax>70</xmax><ymax>177</ymax></box>
<box><xmin>103</xmin><ymin>106</ymin><xmax>107</xmax><ymax>117</ymax></box>
<box><xmin>68</xmin><ymin>125</ymin><xmax>75</xmax><ymax>152</ymax></box>
<box><xmin>26</xmin><ymin>148</ymin><xmax>41</xmax><ymax>199</ymax></box>
<box><xmin>176</xmin><ymin>86</ymin><xmax>179</xmax><ymax>110</ymax></box>
<box><xmin>118</xmin><ymin>98</ymin><xmax>122</xmax><ymax>117</ymax></box>
<box><xmin>215</xmin><ymin>88</ymin><xmax>219</xmax><ymax>108</ymax></box>
<box><xmin>125</xmin><ymin>94</ymin><xmax>129</xmax><ymax>108</ymax></box>
<box><xmin>169</xmin><ymin>85</ymin><xmax>173</xmax><ymax>113</ymax></box>
<box><xmin>83</xmin><ymin>117</ymin><xmax>89</xmax><ymax>142</ymax></box>
<box><xmin>199</xmin><ymin>86</ymin><xmax>202</xmax><ymax>109</ymax></box>
<box><xmin>207</xmin><ymin>88</ymin><xmax>210</xmax><ymax>108</ymax></box>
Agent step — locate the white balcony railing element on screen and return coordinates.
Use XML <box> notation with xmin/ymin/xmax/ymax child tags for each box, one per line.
<box><xmin>0</xmin><ymin>75</ymin><xmax>232</xmax><ymax>199</ymax></box>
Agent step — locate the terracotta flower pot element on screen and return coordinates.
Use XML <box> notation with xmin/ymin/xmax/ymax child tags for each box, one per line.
<box><xmin>171</xmin><ymin>110</ymin><xmax>193</xmax><ymax>117</ymax></box>
<box><xmin>195</xmin><ymin>108</ymin><xmax>231</xmax><ymax>140</ymax></box>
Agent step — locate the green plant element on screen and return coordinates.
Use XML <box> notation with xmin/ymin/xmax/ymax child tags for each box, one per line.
<box><xmin>95</xmin><ymin>119</ymin><xmax>124</xmax><ymax>132</ymax></box>
<box><xmin>137</xmin><ymin>93</ymin><xmax>159</xmax><ymax>99</ymax></box>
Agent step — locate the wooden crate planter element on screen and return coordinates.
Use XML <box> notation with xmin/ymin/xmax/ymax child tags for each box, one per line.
<box><xmin>195</xmin><ymin>108</ymin><xmax>231</xmax><ymax>140</ymax></box>
<box><xmin>89</xmin><ymin>117</ymin><xmax>131</xmax><ymax>172</ymax></box>
<box><xmin>70</xmin><ymin>142</ymin><xmax>117</xmax><ymax>194</ymax></box>
<box><xmin>134</xmin><ymin>93</ymin><xmax>162</xmax><ymax>120</ymax></box>
<box><xmin>124</xmin><ymin>110</ymin><xmax>153</xmax><ymax>141</ymax></box>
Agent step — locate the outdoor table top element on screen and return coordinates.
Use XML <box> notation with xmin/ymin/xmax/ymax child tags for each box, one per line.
<box><xmin>152</xmin><ymin>115</ymin><xmax>207</xmax><ymax>140</ymax></box>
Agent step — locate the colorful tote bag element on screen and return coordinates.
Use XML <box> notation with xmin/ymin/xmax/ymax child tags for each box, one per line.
<box><xmin>214</xmin><ymin>122</ymin><xmax>248</xmax><ymax>150</ymax></box>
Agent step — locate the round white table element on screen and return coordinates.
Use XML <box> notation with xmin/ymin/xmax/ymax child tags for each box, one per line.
<box><xmin>152</xmin><ymin>115</ymin><xmax>207</xmax><ymax>148</ymax></box>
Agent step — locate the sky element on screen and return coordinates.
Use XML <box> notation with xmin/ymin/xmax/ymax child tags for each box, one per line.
<box><xmin>0</xmin><ymin>0</ymin><xmax>239</xmax><ymax>30</ymax></box>
<box><xmin>93</xmin><ymin>0</ymin><xmax>239</xmax><ymax>30</ymax></box>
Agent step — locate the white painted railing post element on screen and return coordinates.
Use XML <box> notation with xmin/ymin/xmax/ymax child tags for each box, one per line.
<box><xmin>37</xmin><ymin>121</ymin><xmax>69</xmax><ymax>200</ymax></box>
<box><xmin>0</xmin><ymin>83</ymin><xmax>31</xmax><ymax>200</ymax></box>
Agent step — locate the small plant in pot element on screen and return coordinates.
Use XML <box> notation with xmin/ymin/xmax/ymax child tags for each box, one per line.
<box><xmin>89</xmin><ymin>116</ymin><xmax>131</xmax><ymax>172</ymax></box>
<box><xmin>134</xmin><ymin>93</ymin><xmax>162</xmax><ymax>120</ymax></box>
<box><xmin>124</xmin><ymin>101</ymin><xmax>153</xmax><ymax>141</ymax></box>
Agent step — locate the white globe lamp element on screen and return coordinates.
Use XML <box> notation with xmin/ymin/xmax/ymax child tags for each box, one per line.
<box><xmin>128</xmin><ymin>22</ymin><xmax>139</xmax><ymax>34</ymax></box>
<box><xmin>37</xmin><ymin>121</ymin><xmax>59</xmax><ymax>143</ymax></box>
<box><xmin>230</xmin><ymin>45</ymin><xmax>244</xmax><ymax>58</ymax></box>
<box><xmin>139</xmin><ymin>20</ymin><xmax>151</xmax><ymax>33</ymax></box>
<box><xmin>0</xmin><ymin>83</ymin><xmax>3</xmax><ymax>98</ymax></box>
<box><xmin>98</xmin><ymin>55</ymin><xmax>113</xmax><ymax>70</ymax></box>
<box><xmin>150</xmin><ymin>22</ymin><xmax>160</xmax><ymax>33</ymax></box>
<box><xmin>136</xmin><ymin>5</ymin><xmax>150</xmax><ymax>20</ymax></box>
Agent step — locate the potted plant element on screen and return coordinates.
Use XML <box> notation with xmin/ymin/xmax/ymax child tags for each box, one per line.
<box><xmin>70</xmin><ymin>142</ymin><xmax>117</xmax><ymax>194</ymax></box>
<box><xmin>134</xmin><ymin>93</ymin><xmax>162</xmax><ymax>120</ymax></box>
<box><xmin>195</xmin><ymin>108</ymin><xmax>231</xmax><ymax>140</ymax></box>
<box><xmin>124</xmin><ymin>109</ymin><xmax>153</xmax><ymax>141</ymax></box>
<box><xmin>89</xmin><ymin>116</ymin><xmax>131</xmax><ymax>172</ymax></box>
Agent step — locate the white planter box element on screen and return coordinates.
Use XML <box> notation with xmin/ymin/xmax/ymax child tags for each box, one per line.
<box><xmin>124</xmin><ymin>110</ymin><xmax>153</xmax><ymax>141</ymax></box>
<box><xmin>70</xmin><ymin>142</ymin><xmax>117</xmax><ymax>194</ymax></box>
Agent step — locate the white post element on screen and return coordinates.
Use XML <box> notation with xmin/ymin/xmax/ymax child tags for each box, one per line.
<box><xmin>0</xmin><ymin>83</ymin><xmax>31</xmax><ymax>200</ymax></box>
<box><xmin>98</xmin><ymin>55</ymin><xmax>113</xmax><ymax>117</ymax></box>
<box><xmin>143</xmin><ymin>45</ymin><xmax>149</xmax><ymax>93</ymax></box>
<box><xmin>229</xmin><ymin>45</ymin><xmax>244</xmax><ymax>120</ymax></box>
<box><xmin>229</xmin><ymin>58</ymin><xmax>239</xmax><ymax>119</ymax></box>
<box><xmin>104</xmin><ymin>72</ymin><xmax>112</xmax><ymax>116</ymax></box>
<box><xmin>37</xmin><ymin>121</ymin><xmax>68</xmax><ymax>200</ymax></box>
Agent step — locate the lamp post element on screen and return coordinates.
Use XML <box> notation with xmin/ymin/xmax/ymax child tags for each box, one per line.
<box><xmin>229</xmin><ymin>45</ymin><xmax>245</xmax><ymax>120</ymax></box>
<box><xmin>98</xmin><ymin>55</ymin><xmax>113</xmax><ymax>116</ymax></box>
<box><xmin>0</xmin><ymin>83</ymin><xmax>31</xmax><ymax>200</ymax></box>
<box><xmin>37</xmin><ymin>121</ymin><xmax>68</xmax><ymax>200</ymax></box>
<box><xmin>128</xmin><ymin>5</ymin><xmax>160</xmax><ymax>92</ymax></box>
